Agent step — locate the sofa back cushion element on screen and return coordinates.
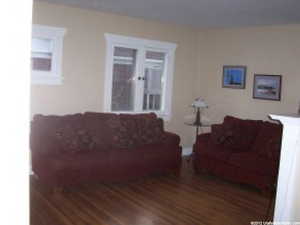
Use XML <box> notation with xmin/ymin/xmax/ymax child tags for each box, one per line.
<box><xmin>105</xmin><ymin>116</ymin><xmax>137</xmax><ymax>149</ymax></box>
<box><xmin>31</xmin><ymin>114</ymin><xmax>92</xmax><ymax>155</ymax></box>
<box><xmin>84</xmin><ymin>112</ymin><xmax>117</xmax><ymax>120</ymax></box>
<box><xmin>118</xmin><ymin>113</ymin><xmax>165</xmax><ymax>147</ymax></box>
<box><xmin>211</xmin><ymin>116</ymin><xmax>262</xmax><ymax>151</ymax></box>
<box><xmin>31</xmin><ymin>112</ymin><xmax>167</xmax><ymax>154</ymax></box>
<box><xmin>85</xmin><ymin>112</ymin><xmax>164</xmax><ymax>149</ymax></box>
<box><xmin>251</xmin><ymin>121</ymin><xmax>283</xmax><ymax>160</ymax></box>
<box><xmin>136</xmin><ymin>116</ymin><xmax>165</xmax><ymax>146</ymax></box>
<box><xmin>31</xmin><ymin>113</ymin><xmax>115</xmax><ymax>155</ymax></box>
<box><xmin>83</xmin><ymin>112</ymin><xmax>119</xmax><ymax>150</ymax></box>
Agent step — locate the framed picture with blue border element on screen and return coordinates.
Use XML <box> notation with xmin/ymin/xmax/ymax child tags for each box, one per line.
<box><xmin>222</xmin><ymin>65</ymin><xmax>247</xmax><ymax>89</ymax></box>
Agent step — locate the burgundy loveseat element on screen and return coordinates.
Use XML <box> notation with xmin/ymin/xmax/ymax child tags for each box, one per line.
<box><xmin>31</xmin><ymin>112</ymin><xmax>181</xmax><ymax>188</ymax></box>
<box><xmin>193</xmin><ymin>116</ymin><xmax>282</xmax><ymax>192</ymax></box>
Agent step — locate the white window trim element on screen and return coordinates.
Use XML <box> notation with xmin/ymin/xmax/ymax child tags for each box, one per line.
<box><xmin>104</xmin><ymin>33</ymin><xmax>177</xmax><ymax>121</ymax></box>
<box><xmin>31</xmin><ymin>24</ymin><xmax>66</xmax><ymax>85</ymax></box>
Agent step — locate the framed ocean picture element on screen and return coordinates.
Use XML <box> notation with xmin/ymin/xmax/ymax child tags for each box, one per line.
<box><xmin>253</xmin><ymin>74</ymin><xmax>282</xmax><ymax>101</ymax></box>
<box><xmin>222</xmin><ymin>65</ymin><xmax>247</xmax><ymax>89</ymax></box>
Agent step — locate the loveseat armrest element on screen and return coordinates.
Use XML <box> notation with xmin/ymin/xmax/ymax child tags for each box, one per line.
<box><xmin>195</xmin><ymin>133</ymin><xmax>211</xmax><ymax>145</ymax></box>
<box><xmin>164</xmin><ymin>131</ymin><xmax>181</xmax><ymax>147</ymax></box>
<box><xmin>193</xmin><ymin>133</ymin><xmax>211</xmax><ymax>154</ymax></box>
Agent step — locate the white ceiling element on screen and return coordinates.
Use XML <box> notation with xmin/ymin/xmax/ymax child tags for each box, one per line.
<box><xmin>39</xmin><ymin>0</ymin><xmax>300</xmax><ymax>28</ymax></box>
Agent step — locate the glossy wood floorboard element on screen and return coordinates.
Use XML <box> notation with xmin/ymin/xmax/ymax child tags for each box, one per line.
<box><xmin>30</xmin><ymin>159</ymin><xmax>273</xmax><ymax>225</ymax></box>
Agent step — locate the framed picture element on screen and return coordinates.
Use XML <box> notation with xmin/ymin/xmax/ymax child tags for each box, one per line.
<box><xmin>253</xmin><ymin>74</ymin><xmax>282</xmax><ymax>101</ymax></box>
<box><xmin>222</xmin><ymin>66</ymin><xmax>247</xmax><ymax>89</ymax></box>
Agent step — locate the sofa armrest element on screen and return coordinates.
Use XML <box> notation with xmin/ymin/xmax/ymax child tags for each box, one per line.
<box><xmin>163</xmin><ymin>131</ymin><xmax>180</xmax><ymax>147</ymax></box>
<box><xmin>31</xmin><ymin>151</ymin><xmax>61</xmax><ymax>175</ymax></box>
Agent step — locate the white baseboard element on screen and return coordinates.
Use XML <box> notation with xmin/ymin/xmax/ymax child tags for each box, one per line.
<box><xmin>182</xmin><ymin>147</ymin><xmax>193</xmax><ymax>156</ymax></box>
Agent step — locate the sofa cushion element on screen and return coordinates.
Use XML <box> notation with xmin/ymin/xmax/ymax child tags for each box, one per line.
<box><xmin>252</xmin><ymin>121</ymin><xmax>282</xmax><ymax>160</ymax></box>
<box><xmin>219</xmin><ymin>116</ymin><xmax>262</xmax><ymax>151</ymax></box>
<box><xmin>44</xmin><ymin>151</ymin><xmax>111</xmax><ymax>185</ymax></box>
<box><xmin>50</xmin><ymin>151</ymin><xmax>109</xmax><ymax>171</ymax></box>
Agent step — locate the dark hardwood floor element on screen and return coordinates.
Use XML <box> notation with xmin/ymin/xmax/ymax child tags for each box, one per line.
<box><xmin>30</xmin><ymin>159</ymin><xmax>273</xmax><ymax>225</ymax></box>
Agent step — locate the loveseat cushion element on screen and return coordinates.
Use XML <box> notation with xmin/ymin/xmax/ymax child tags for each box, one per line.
<box><xmin>229</xmin><ymin>152</ymin><xmax>278</xmax><ymax>176</ymax></box>
<box><xmin>196</xmin><ymin>134</ymin><xmax>233</xmax><ymax>162</ymax></box>
<box><xmin>45</xmin><ymin>151</ymin><xmax>109</xmax><ymax>171</ymax></box>
<box><xmin>251</xmin><ymin>121</ymin><xmax>282</xmax><ymax>160</ymax></box>
<box><xmin>215</xmin><ymin>116</ymin><xmax>262</xmax><ymax>151</ymax></box>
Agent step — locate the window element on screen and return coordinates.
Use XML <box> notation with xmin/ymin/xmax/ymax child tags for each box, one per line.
<box><xmin>31</xmin><ymin>25</ymin><xmax>66</xmax><ymax>85</ymax></box>
<box><xmin>104</xmin><ymin>33</ymin><xmax>177</xmax><ymax>120</ymax></box>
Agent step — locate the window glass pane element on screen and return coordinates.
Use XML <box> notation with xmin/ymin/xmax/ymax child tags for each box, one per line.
<box><xmin>111</xmin><ymin>47</ymin><xmax>137</xmax><ymax>111</ymax></box>
<box><xmin>31</xmin><ymin>38</ymin><xmax>53</xmax><ymax>71</ymax></box>
<box><xmin>143</xmin><ymin>51</ymin><xmax>165</xmax><ymax>111</ymax></box>
<box><xmin>31</xmin><ymin>57</ymin><xmax>52</xmax><ymax>71</ymax></box>
<box><xmin>32</xmin><ymin>38</ymin><xmax>53</xmax><ymax>53</ymax></box>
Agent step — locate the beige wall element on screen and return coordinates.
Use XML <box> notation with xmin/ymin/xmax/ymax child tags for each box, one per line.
<box><xmin>32</xmin><ymin>2</ymin><xmax>300</xmax><ymax>147</ymax></box>
<box><xmin>196</xmin><ymin>24</ymin><xmax>300</xmax><ymax>123</ymax></box>
<box><xmin>31</xmin><ymin>1</ymin><xmax>198</xmax><ymax>147</ymax></box>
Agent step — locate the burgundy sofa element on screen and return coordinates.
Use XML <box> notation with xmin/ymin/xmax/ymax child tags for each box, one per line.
<box><xmin>31</xmin><ymin>112</ymin><xmax>181</xmax><ymax>188</ymax></box>
<box><xmin>193</xmin><ymin>116</ymin><xmax>282</xmax><ymax>192</ymax></box>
